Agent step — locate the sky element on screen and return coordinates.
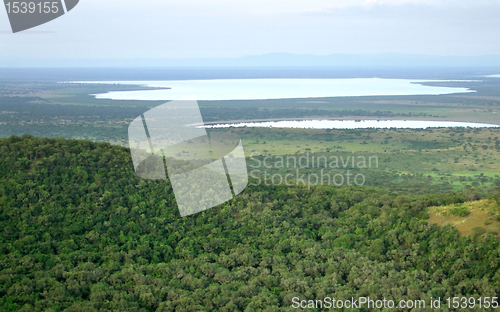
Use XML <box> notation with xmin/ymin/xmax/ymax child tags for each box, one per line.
<box><xmin>1</xmin><ymin>0</ymin><xmax>500</xmax><ymax>64</ymax></box>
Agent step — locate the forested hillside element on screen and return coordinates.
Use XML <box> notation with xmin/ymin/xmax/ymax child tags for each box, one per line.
<box><xmin>1</xmin><ymin>136</ymin><xmax>500</xmax><ymax>311</ymax></box>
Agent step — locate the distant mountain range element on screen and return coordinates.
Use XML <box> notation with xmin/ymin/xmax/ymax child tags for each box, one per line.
<box><xmin>199</xmin><ymin>53</ymin><xmax>500</xmax><ymax>68</ymax></box>
<box><xmin>3</xmin><ymin>53</ymin><xmax>500</xmax><ymax>68</ymax></box>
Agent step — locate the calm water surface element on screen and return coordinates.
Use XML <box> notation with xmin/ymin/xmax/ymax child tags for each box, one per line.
<box><xmin>76</xmin><ymin>78</ymin><xmax>475</xmax><ymax>101</ymax></box>
<box><xmin>202</xmin><ymin>120</ymin><xmax>498</xmax><ymax>129</ymax></box>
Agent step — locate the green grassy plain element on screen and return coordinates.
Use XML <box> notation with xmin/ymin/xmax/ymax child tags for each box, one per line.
<box><xmin>215</xmin><ymin>126</ymin><xmax>500</xmax><ymax>194</ymax></box>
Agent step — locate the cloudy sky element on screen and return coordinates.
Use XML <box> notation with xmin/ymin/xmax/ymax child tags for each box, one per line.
<box><xmin>1</xmin><ymin>0</ymin><xmax>500</xmax><ymax>63</ymax></box>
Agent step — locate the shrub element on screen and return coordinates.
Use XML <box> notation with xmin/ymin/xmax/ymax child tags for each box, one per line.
<box><xmin>450</xmin><ymin>205</ymin><xmax>471</xmax><ymax>217</ymax></box>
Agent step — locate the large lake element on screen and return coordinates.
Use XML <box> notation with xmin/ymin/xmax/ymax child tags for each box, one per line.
<box><xmin>79</xmin><ymin>78</ymin><xmax>475</xmax><ymax>101</ymax></box>
<box><xmin>202</xmin><ymin>120</ymin><xmax>498</xmax><ymax>129</ymax></box>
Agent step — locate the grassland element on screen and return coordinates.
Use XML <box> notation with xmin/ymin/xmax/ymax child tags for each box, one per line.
<box><xmin>428</xmin><ymin>199</ymin><xmax>500</xmax><ymax>238</ymax></box>
<box><xmin>219</xmin><ymin>127</ymin><xmax>500</xmax><ymax>192</ymax></box>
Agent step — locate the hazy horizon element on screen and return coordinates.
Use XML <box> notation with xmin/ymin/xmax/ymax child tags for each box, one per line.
<box><xmin>4</xmin><ymin>52</ymin><xmax>500</xmax><ymax>68</ymax></box>
<box><xmin>2</xmin><ymin>0</ymin><xmax>500</xmax><ymax>67</ymax></box>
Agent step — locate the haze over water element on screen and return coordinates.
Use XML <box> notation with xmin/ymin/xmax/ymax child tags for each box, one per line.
<box><xmin>81</xmin><ymin>78</ymin><xmax>475</xmax><ymax>101</ymax></box>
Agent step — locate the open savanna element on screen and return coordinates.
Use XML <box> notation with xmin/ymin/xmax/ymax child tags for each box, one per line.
<box><xmin>428</xmin><ymin>199</ymin><xmax>500</xmax><ymax>238</ymax></box>
<box><xmin>221</xmin><ymin>126</ymin><xmax>500</xmax><ymax>192</ymax></box>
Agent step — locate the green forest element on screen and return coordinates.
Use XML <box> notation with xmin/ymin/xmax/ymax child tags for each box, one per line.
<box><xmin>1</xmin><ymin>135</ymin><xmax>500</xmax><ymax>311</ymax></box>
<box><xmin>1</xmin><ymin>79</ymin><xmax>500</xmax><ymax>311</ymax></box>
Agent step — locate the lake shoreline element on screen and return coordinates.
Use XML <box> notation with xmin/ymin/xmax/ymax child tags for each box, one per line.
<box><xmin>201</xmin><ymin>118</ymin><xmax>499</xmax><ymax>129</ymax></box>
<box><xmin>78</xmin><ymin>78</ymin><xmax>475</xmax><ymax>101</ymax></box>
<box><xmin>201</xmin><ymin>116</ymin><xmax>500</xmax><ymax>127</ymax></box>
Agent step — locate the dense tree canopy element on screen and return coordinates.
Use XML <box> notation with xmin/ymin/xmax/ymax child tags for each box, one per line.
<box><xmin>1</xmin><ymin>136</ymin><xmax>499</xmax><ymax>311</ymax></box>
